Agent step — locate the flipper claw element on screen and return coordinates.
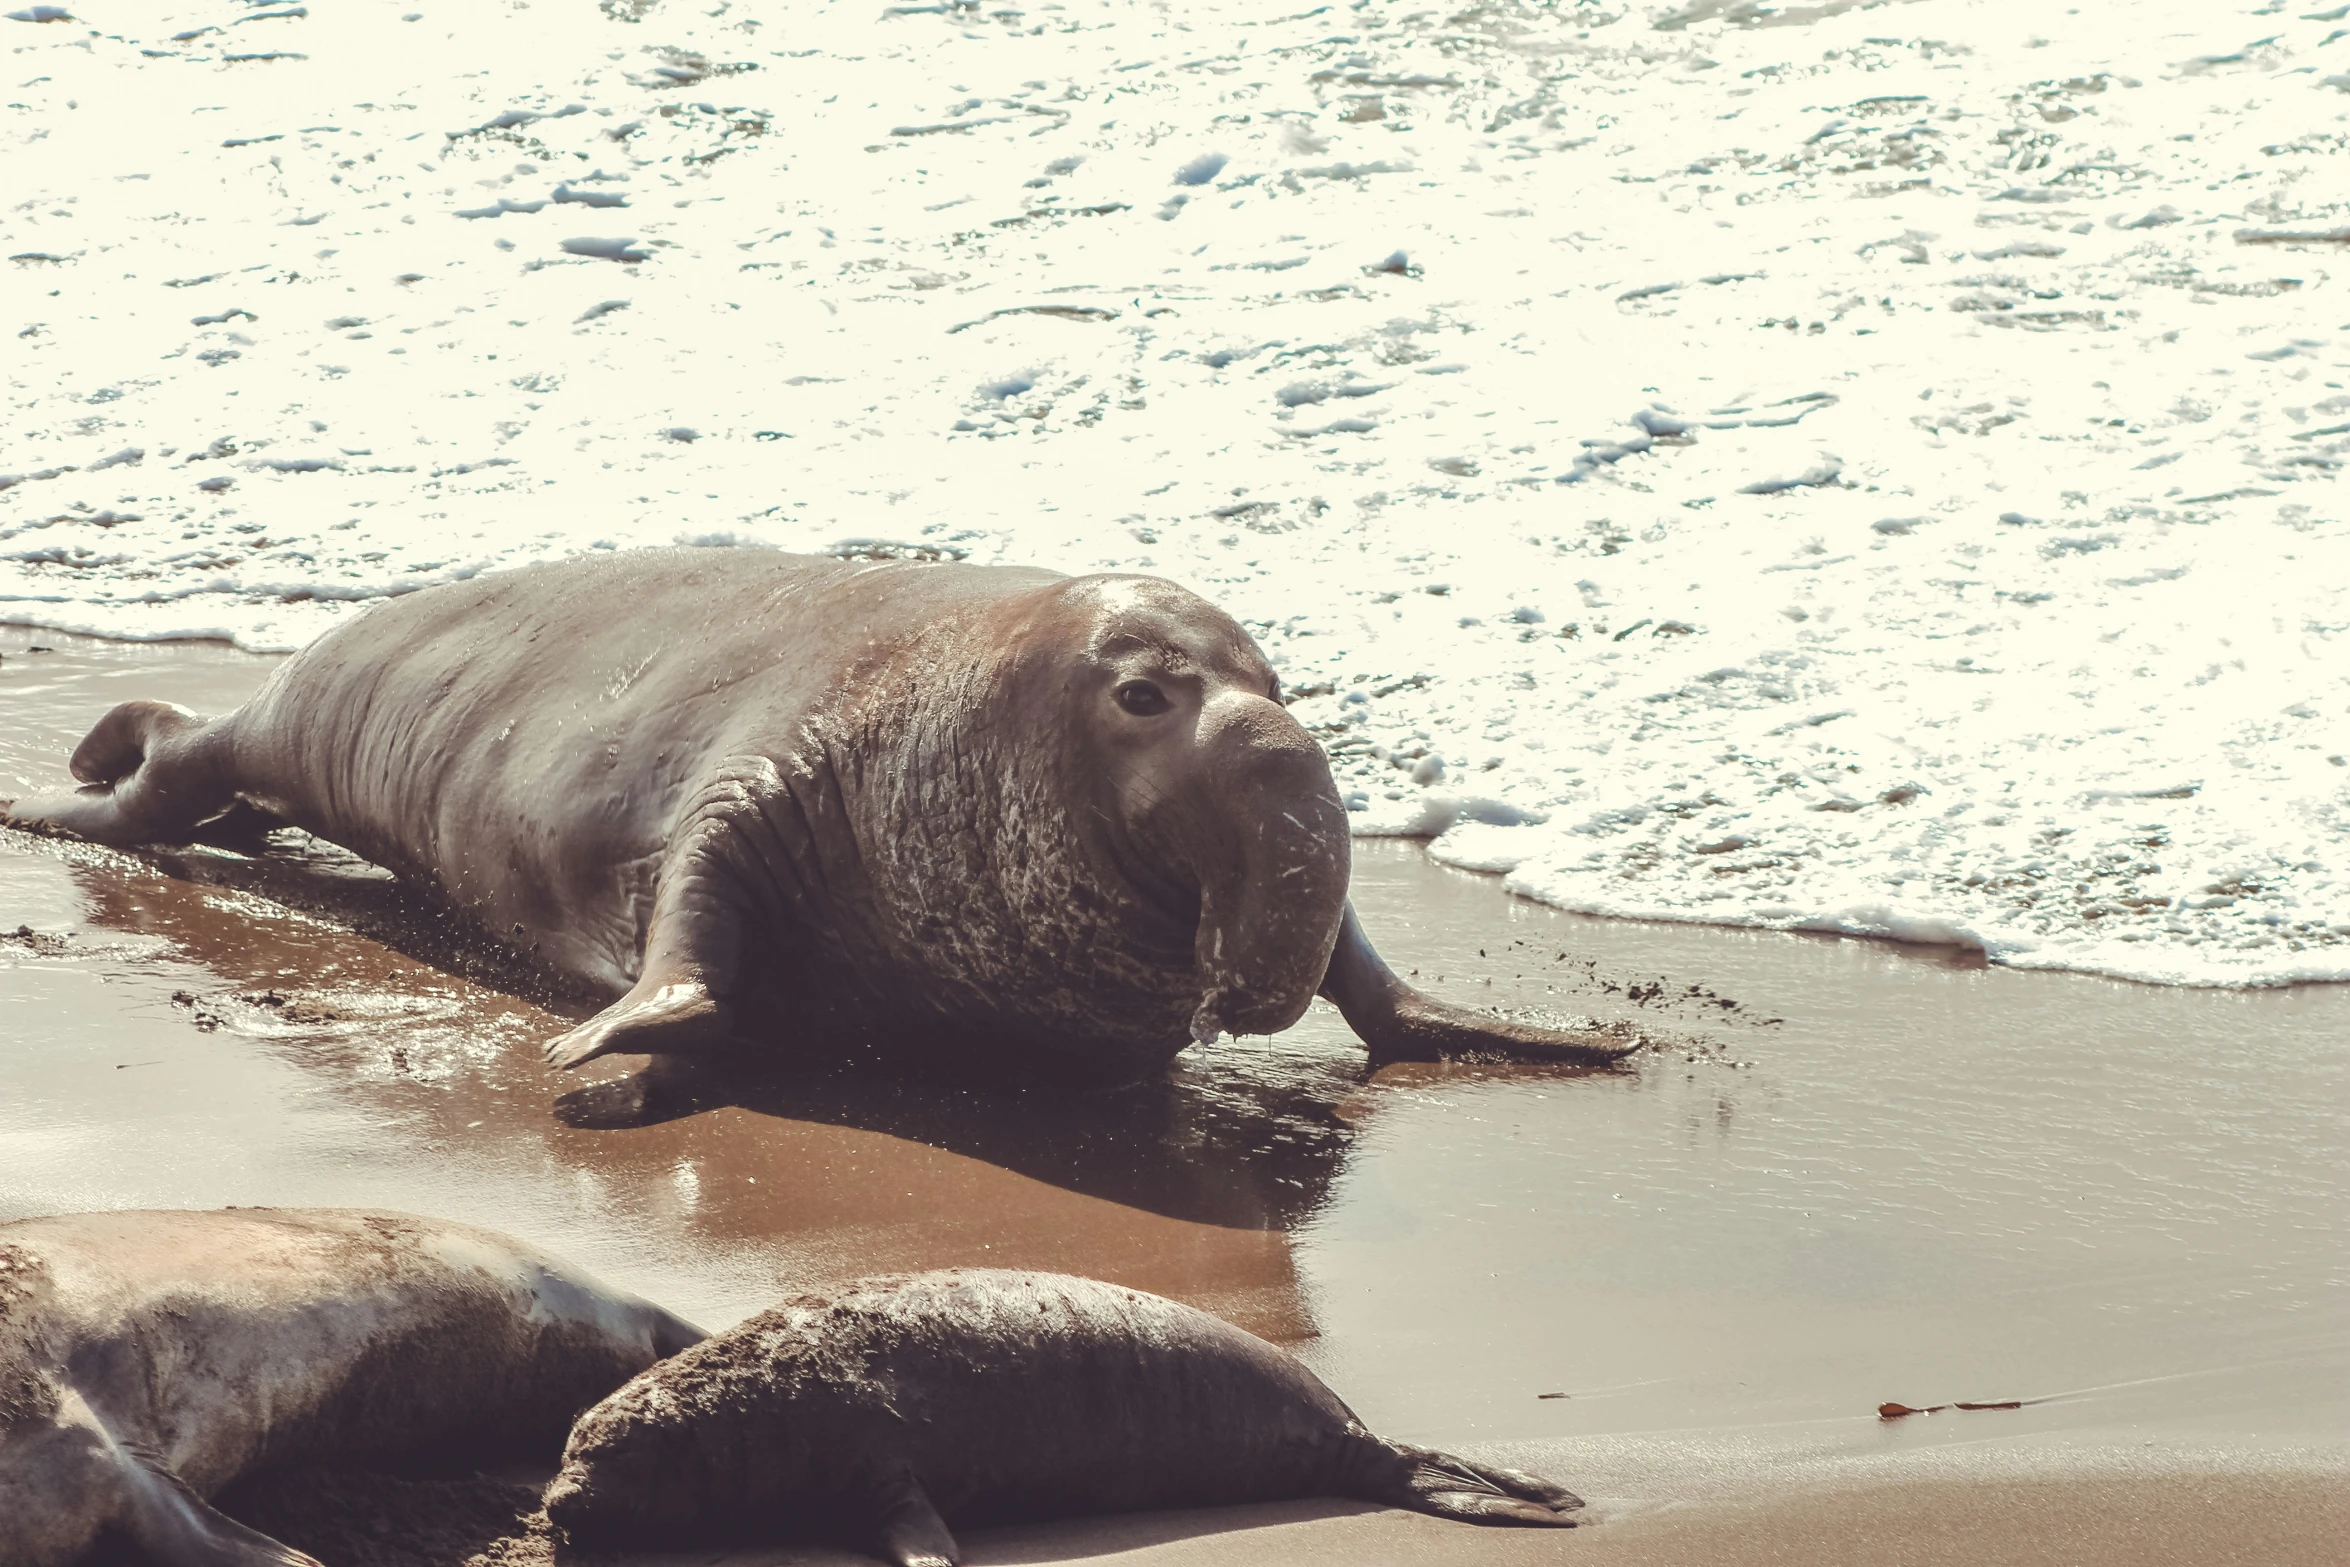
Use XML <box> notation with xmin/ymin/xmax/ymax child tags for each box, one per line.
<box><xmin>869</xmin><ymin>1466</ymin><xmax>960</xmax><ymax>1567</ymax></box>
<box><xmin>543</xmin><ymin>982</ymin><xmax>732</xmax><ymax>1071</ymax></box>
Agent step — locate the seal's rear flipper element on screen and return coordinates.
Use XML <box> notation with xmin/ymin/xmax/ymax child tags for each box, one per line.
<box><xmin>119</xmin><ymin>1449</ymin><xmax>323</xmax><ymax>1567</ymax></box>
<box><xmin>866</xmin><ymin>1466</ymin><xmax>961</xmax><ymax>1567</ymax></box>
<box><xmin>1373</xmin><ymin>1447</ymin><xmax>1582</xmax><ymax>1529</ymax></box>
<box><xmin>5</xmin><ymin>700</ymin><xmax>238</xmax><ymax>848</ymax></box>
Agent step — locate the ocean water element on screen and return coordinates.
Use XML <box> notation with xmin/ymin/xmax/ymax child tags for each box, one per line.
<box><xmin>2</xmin><ymin>0</ymin><xmax>2343</xmax><ymax>985</ymax></box>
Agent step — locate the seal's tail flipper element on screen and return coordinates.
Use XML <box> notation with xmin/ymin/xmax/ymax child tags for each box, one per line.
<box><xmin>118</xmin><ymin>1447</ymin><xmax>323</xmax><ymax>1567</ymax></box>
<box><xmin>4</xmin><ymin>699</ymin><xmax>238</xmax><ymax>847</ymax></box>
<box><xmin>867</xmin><ymin>1466</ymin><xmax>961</xmax><ymax>1567</ymax></box>
<box><xmin>1372</xmin><ymin>1445</ymin><xmax>1583</xmax><ymax>1529</ymax></box>
<box><xmin>70</xmin><ymin>699</ymin><xmax>200</xmax><ymax>787</ymax></box>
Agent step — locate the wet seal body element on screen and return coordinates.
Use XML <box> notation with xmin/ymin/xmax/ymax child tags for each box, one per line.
<box><xmin>6</xmin><ymin>549</ymin><xmax>1632</xmax><ymax>1096</ymax></box>
<box><xmin>0</xmin><ymin>1207</ymin><xmax>702</xmax><ymax>1567</ymax></box>
<box><xmin>544</xmin><ymin>1268</ymin><xmax>1581</xmax><ymax>1564</ymax></box>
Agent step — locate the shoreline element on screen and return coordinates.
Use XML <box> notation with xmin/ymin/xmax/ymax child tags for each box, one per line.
<box><xmin>6</xmin><ymin>625</ymin><xmax>2343</xmax><ymax>996</ymax></box>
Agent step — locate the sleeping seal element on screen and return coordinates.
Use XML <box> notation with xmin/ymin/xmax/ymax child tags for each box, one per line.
<box><xmin>543</xmin><ymin>1268</ymin><xmax>1581</xmax><ymax>1564</ymax></box>
<box><xmin>0</xmin><ymin>1207</ymin><xmax>702</xmax><ymax>1567</ymax></box>
<box><xmin>5</xmin><ymin>549</ymin><xmax>1629</xmax><ymax>1096</ymax></box>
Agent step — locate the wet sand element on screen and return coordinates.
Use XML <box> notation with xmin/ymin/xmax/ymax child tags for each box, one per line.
<box><xmin>4</xmin><ymin>631</ymin><xmax>2345</xmax><ymax>1565</ymax></box>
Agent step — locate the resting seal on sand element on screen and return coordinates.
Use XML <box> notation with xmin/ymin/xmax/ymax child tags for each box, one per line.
<box><xmin>544</xmin><ymin>1268</ymin><xmax>1581</xmax><ymax>1563</ymax></box>
<box><xmin>5</xmin><ymin>549</ymin><xmax>1628</xmax><ymax>1089</ymax></box>
<box><xmin>0</xmin><ymin>1207</ymin><xmax>702</xmax><ymax>1567</ymax></box>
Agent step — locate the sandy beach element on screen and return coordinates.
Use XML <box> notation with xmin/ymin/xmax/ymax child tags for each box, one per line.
<box><xmin>4</xmin><ymin>0</ymin><xmax>2345</xmax><ymax>1558</ymax></box>
<box><xmin>6</xmin><ymin>631</ymin><xmax>2342</xmax><ymax>1564</ymax></box>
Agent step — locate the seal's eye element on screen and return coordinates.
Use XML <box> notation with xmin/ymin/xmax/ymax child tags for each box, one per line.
<box><xmin>1114</xmin><ymin>680</ymin><xmax>1171</xmax><ymax>717</ymax></box>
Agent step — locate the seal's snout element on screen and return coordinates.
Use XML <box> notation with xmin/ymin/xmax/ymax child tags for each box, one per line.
<box><xmin>1188</xmin><ymin>692</ymin><xmax>1351</xmax><ymax>1041</ymax></box>
<box><xmin>543</xmin><ymin>1453</ymin><xmax>634</xmax><ymax>1538</ymax></box>
<box><xmin>544</xmin><ymin>1427</ymin><xmax>696</xmax><ymax>1547</ymax></box>
<box><xmin>542</xmin><ymin>1467</ymin><xmax>589</xmax><ymax>1528</ymax></box>
<box><xmin>1193</xmin><ymin>690</ymin><xmax>1343</xmax><ymax>823</ymax></box>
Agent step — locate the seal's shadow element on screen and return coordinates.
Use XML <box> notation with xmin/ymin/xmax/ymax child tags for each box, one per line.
<box><xmin>32</xmin><ymin>828</ymin><xmax>1371</xmax><ymax>1231</ymax></box>
<box><xmin>211</xmin><ymin>1463</ymin><xmax>544</xmax><ymax>1567</ymax></box>
<box><xmin>28</xmin><ymin>825</ymin><xmax>1625</xmax><ymax>1236</ymax></box>
<box><xmin>23</xmin><ymin>827</ymin><xmax>1372</xmax><ymax>1231</ymax></box>
<box><xmin>577</xmin><ymin>1045</ymin><xmax>1375</xmax><ymax>1233</ymax></box>
<box><xmin>558</xmin><ymin>1028</ymin><xmax>1627</xmax><ymax>1236</ymax></box>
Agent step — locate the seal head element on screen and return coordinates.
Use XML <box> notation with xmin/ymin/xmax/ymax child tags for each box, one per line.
<box><xmin>1033</xmin><ymin>575</ymin><xmax>1350</xmax><ymax>1046</ymax></box>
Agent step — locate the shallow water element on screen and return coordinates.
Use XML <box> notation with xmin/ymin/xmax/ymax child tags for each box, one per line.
<box><xmin>3</xmin><ymin>0</ymin><xmax>2344</xmax><ymax>985</ymax></box>
<box><xmin>3</xmin><ymin>633</ymin><xmax>2342</xmax><ymax>1468</ymax></box>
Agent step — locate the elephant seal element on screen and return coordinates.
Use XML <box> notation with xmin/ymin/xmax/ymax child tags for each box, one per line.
<box><xmin>5</xmin><ymin>549</ymin><xmax>1629</xmax><ymax>1095</ymax></box>
<box><xmin>0</xmin><ymin>1206</ymin><xmax>702</xmax><ymax>1567</ymax></box>
<box><xmin>543</xmin><ymin>1268</ymin><xmax>1581</xmax><ymax>1563</ymax></box>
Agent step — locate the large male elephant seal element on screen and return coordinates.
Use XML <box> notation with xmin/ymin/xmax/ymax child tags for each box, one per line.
<box><xmin>5</xmin><ymin>549</ymin><xmax>1628</xmax><ymax>1094</ymax></box>
<box><xmin>544</xmin><ymin>1268</ymin><xmax>1581</xmax><ymax>1563</ymax></box>
<box><xmin>0</xmin><ymin>1206</ymin><xmax>702</xmax><ymax>1567</ymax></box>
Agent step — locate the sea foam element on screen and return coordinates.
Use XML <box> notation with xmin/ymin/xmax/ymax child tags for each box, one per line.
<box><xmin>2</xmin><ymin>0</ymin><xmax>2342</xmax><ymax>986</ymax></box>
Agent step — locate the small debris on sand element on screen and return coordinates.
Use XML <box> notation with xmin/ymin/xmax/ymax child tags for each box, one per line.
<box><xmin>1880</xmin><ymin>1398</ymin><xmax>2026</xmax><ymax>1419</ymax></box>
<box><xmin>3</xmin><ymin>924</ymin><xmax>74</xmax><ymax>955</ymax></box>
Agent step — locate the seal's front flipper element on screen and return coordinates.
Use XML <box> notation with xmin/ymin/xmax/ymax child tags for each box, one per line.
<box><xmin>543</xmin><ymin>980</ymin><xmax>733</xmax><ymax>1072</ymax></box>
<box><xmin>543</xmin><ymin>770</ymin><xmax>770</xmax><ymax>1073</ymax></box>
<box><xmin>1377</xmin><ymin>1447</ymin><xmax>1582</xmax><ymax>1529</ymax></box>
<box><xmin>867</xmin><ymin>1466</ymin><xmax>961</xmax><ymax>1567</ymax></box>
<box><xmin>540</xmin><ymin>862</ymin><xmax>738</xmax><ymax>1073</ymax></box>
<box><xmin>119</xmin><ymin>1450</ymin><xmax>322</xmax><ymax>1567</ymax></box>
<box><xmin>1319</xmin><ymin>902</ymin><xmax>1638</xmax><ymax>1067</ymax></box>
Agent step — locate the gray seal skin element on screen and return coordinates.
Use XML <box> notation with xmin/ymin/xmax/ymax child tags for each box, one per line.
<box><xmin>543</xmin><ymin>1268</ymin><xmax>1581</xmax><ymax>1564</ymax></box>
<box><xmin>0</xmin><ymin>1207</ymin><xmax>703</xmax><ymax>1567</ymax></box>
<box><xmin>5</xmin><ymin>548</ymin><xmax>1630</xmax><ymax>1095</ymax></box>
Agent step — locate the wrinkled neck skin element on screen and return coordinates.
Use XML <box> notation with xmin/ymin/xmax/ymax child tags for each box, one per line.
<box><xmin>778</xmin><ymin>626</ymin><xmax>1202</xmax><ymax>1076</ymax></box>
